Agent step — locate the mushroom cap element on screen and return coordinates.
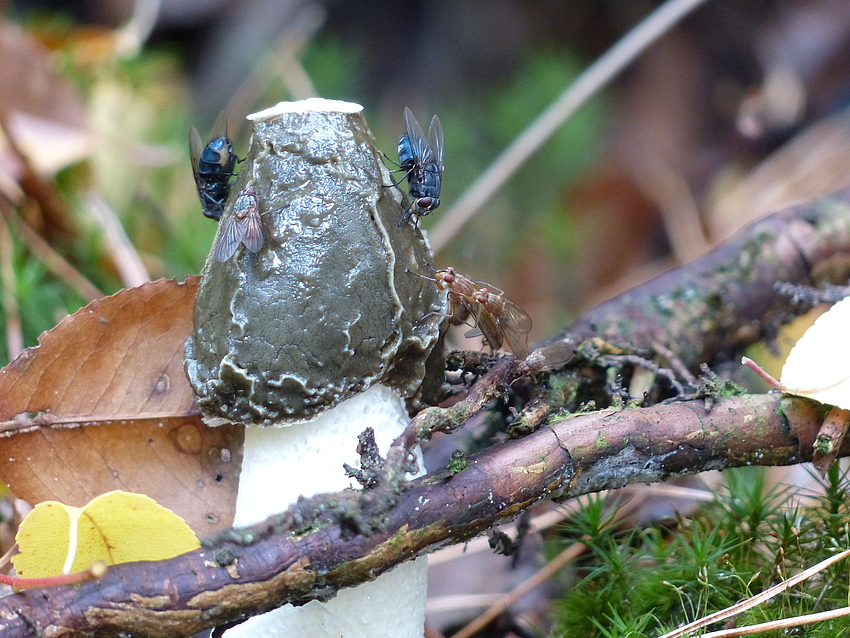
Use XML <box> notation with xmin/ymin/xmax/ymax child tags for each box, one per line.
<box><xmin>185</xmin><ymin>104</ymin><xmax>446</xmax><ymax>426</ymax></box>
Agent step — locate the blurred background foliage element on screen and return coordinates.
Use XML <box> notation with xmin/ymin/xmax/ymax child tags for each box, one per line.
<box><xmin>5</xmin><ymin>0</ymin><xmax>850</xmax><ymax>364</ymax></box>
<box><xmin>4</xmin><ymin>1</ymin><xmax>850</xmax><ymax>636</ymax></box>
<box><xmin>0</xmin><ymin>0</ymin><xmax>615</xmax><ymax>362</ymax></box>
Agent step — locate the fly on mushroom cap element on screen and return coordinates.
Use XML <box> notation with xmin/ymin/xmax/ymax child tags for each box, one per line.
<box><xmin>184</xmin><ymin>100</ymin><xmax>447</xmax><ymax>425</ymax></box>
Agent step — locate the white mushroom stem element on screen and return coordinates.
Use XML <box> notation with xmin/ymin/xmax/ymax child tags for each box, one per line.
<box><xmin>223</xmin><ymin>384</ymin><xmax>428</xmax><ymax>638</ymax></box>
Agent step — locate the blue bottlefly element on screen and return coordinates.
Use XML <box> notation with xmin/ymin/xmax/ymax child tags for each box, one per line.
<box><xmin>189</xmin><ymin>111</ymin><xmax>239</xmax><ymax>221</ymax></box>
<box><xmin>395</xmin><ymin>107</ymin><xmax>444</xmax><ymax>227</ymax></box>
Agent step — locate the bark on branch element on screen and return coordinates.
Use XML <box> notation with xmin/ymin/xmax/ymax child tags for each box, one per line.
<box><xmin>2</xmin><ymin>187</ymin><xmax>850</xmax><ymax>637</ymax></box>
<box><xmin>564</xmin><ymin>187</ymin><xmax>850</xmax><ymax>370</ymax></box>
<box><xmin>0</xmin><ymin>394</ymin><xmax>829</xmax><ymax>637</ymax></box>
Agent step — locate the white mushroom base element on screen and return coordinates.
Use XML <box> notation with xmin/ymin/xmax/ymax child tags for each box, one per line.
<box><xmin>224</xmin><ymin>384</ymin><xmax>427</xmax><ymax>638</ymax></box>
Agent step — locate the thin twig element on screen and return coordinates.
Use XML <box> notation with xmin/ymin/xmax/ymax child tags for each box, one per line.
<box><xmin>429</xmin><ymin>0</ymin><xmax>711</xmax><ymax>252</ymax></box>
<box><xmin>0</xmin><ymin>559</ymin><xmax>107</xmax><ymax>590</ymax></box>
<box><xmin>659</xmin><ymin>547</ymin><xmax>850</xmax><ymax>638</ymax></box>
<box><xmin>83</xmin><ymin>193</ymin><xmax>149</xmax><ymax>288</ymax></box>
<box><xmin>114</xmin><ymin>0</ymin><xmax>162</xmax><ymax>58</ymax></box>
<box><xmin>0</xmin><ymin>213</ymin><xmax>22</xmax><ymax>360</ymax></box>
<box><xmin>224</xmin><ymin>4</ymin><xmax>325</xmax><ymax>131</ymax></box>
<box><xmin>268</xmin><ymin>4</ymin><xmax>324</xmax><ymax>101</ymax></box>
<box><xmin>701</xmin><ymin>606</ymin><xmax>850</xmax><ymax>638</ymax></box>
<box><xmin>450</xmin><ymin>497</ymin><xmax>643</xmax><ymax>638</ymax></box>
<box><xmin>424</xmin><ymin>622</ymin><xmax>447</xmax><ymax>638</ymax></box>
<box><xmin>449</xmin><ymin>538</ymin><xmax>588</xmax><ymax>638</ymax></box>
<box><xmin>653</xmin><ymin>341</ymin><xmax>699</xmax><ymax>386</ymax></box>
<box><xmin>0</xmin><ymin>117</ymin><xmax>75</xmax><ymax>239</ymax></box>
<box><xmin>0</xmin><ymin>202</ymin><xmax>103</xmax><ymax>302</ymax></box>
<box><xmin>628</xmin><ymin>153</ymin><xmax>710</xmax><ymax>261</ymax></box>
<box><xmin>775</xmin><ymin>282</ymin><xmax>850</xmax><ymax>306</ymax></box>
<box><xmin>0</xmin><ymin>543</ymin><xmax>18</xmax><ymax>574</ymax></box>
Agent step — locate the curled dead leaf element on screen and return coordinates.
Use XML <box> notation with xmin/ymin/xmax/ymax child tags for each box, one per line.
<box><xmin>0</xmin><ymin>277</ymin><xmax>243</xmax><ymax>533</ymax></box>
<box><xmin>0</xmin><ymin>22</ymin><xmax>94</xmax><ymax>178</ymax></box>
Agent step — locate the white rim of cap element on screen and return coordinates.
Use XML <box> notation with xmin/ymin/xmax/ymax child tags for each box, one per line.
<box><xmin>248</xmin><ymin>98</ymin><xmax>364</xmax><ymax>121</ymax></box>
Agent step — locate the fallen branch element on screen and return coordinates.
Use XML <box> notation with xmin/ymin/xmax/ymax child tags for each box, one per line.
<box><xmin>2</xmin><ymin>188</ymin><xmax>850</xmax><ymax>636</ymax></box>
<box><xmin>0</xmin><ymin>393</ymin><xmax>828</xmax><ymax>637</ymax></box>
<box><xmin>563</xmin><ymin>187</ymin><xmax>850</xmax><ymax>370</ymax></box>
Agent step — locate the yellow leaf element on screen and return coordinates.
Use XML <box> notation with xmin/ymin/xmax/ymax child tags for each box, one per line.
<box><xmin>12</xmin><ymin>490</ymin><xmax>200</xmax><ymax>579</ymax></box>
<box><xmin>780</xmin><ymin>296</ymin><xmax>850</xmax><ymax>410</ymax></box>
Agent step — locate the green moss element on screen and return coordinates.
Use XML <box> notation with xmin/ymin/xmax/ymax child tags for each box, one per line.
<box><xmin>551</xmin><ymin>466</ymin><xmax>850</xmax><ymax>637</ymax></box>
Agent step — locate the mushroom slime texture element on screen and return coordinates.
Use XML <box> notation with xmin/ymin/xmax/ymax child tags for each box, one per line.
<box><xmin>184</xmin><ymin>103</ymin><xmax>445</xmax><ymax>425</ymax></box>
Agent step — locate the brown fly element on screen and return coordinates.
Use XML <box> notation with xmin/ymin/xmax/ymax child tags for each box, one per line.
<box><xmin>464</xmin><ymin>286</ymin><xmax>533</xmax><ymax>360</ymax></box>
<box><xmin>518</xmin><ymin>341</ymin><xmax>574</xmax><ymax>376</ymax></box>
<box><xmin>433</xmin><ymin>266</ymin><xmax>479</xmax><ymax>325</ymax></box>
<box><xmin>213</xmin><ymin>187</ymin><xmax>264</xmax><ymax>262</ymax></box>
<box><xmin>410</xmin><ymin>266</ymin><xmax>532</xmax><ymax>359</ymax></box>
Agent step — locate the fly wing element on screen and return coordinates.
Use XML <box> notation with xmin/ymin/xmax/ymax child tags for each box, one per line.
<box><xmin>428</xmin><ymin>114</ymin><xmax>444</xmax><ymax>171</ymax></box>
<box><xmin>465</xmin><ymin>303</ymin><xmax>504</xmax><ymax>353</ymax></box>
<box><xmin>188</xmin><ymin>127</ymin><xmax>203</xmax><ymax>187</ymax></box>
<box><xmin>209</xmin><ymin>110</ymin><xmax>230</xmax><ymax>139</ymax></box>
<box><xmin>404</xmin><ymin>106</ymin><xmax>434</xmax><ymax>164</ymax></box>
<box><xmin>213</xmin><ymin>215</ymin><xmax>246</xmax><ymax>262</ymax></box>
<box><xmin>496</xmin><ymin>299</ymin><xmax>533</xmax><ymax>359</ymax></box>
<box><xmin>241</xmin><ymin>211</ymin><xmax>265</xmax><ymax>253</ymax></box>
<box><xmin>521</xmin><ymin>341</ymin><xmax>573</xmax><ymax>374</ymax></box>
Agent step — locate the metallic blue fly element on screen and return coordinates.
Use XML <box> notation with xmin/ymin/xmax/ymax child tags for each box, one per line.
<box><xmin>395</xmin><ymin>107</ymin><xmax>444</xmax><ymax>227</ymax></box>
<box><xmin>189</xmin><ymin>112</ymin><xmax>239</xmax><ymax>221</ymax></box>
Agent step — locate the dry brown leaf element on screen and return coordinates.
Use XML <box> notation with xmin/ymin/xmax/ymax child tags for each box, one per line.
<box><xmin>0</xmin><ymin>22</ymin><xmax>94</xmax><ymax>177</ymax></box>
<box><xmin>0</xmin><ymin>277</ymin><xmax>242</xmax><ymax>534</ymax></box>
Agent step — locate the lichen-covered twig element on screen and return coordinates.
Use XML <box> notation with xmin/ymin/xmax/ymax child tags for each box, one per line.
<box><xmin>2</xmin><ymin>188</ymin><xmax>850</xmax><ymax>637</ymax></box>
<box><xmin>0</xmin><ymin>393</ymin><xmax>829</xmax><ymax>638</ymax></box>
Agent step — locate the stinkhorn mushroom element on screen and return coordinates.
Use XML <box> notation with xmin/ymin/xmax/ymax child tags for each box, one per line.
<box><xmin>184</xmin><ymin>98</ymin><xmax>446</xmax><ymax>637</ymax></box>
